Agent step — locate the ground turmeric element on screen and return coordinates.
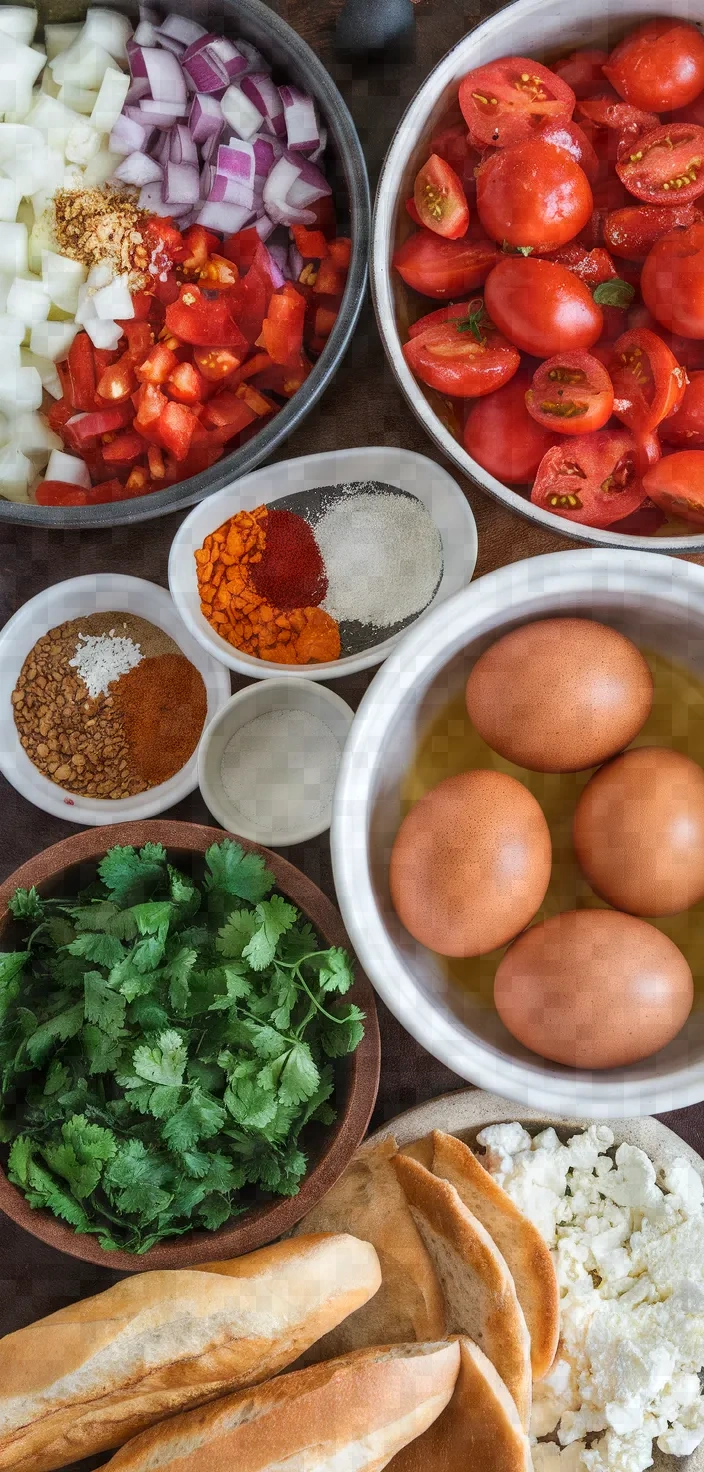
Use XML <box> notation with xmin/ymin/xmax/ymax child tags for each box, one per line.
<box><xmin>195</xmin><ymin>506</ymin><xmax>341</xmax><ymax>664</ymax></box>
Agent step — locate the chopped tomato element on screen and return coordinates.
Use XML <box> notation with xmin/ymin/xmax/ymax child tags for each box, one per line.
<box><xmin>544</xmin><ymin>243</ymin><xmax>618</xmax><ymax>285</ymax></box>
<box><xmin>181</xmin><ymin>223</ymin><xmax>221</xmax><ymax>271</ymax></box>
<box><xmin>257</xmin><ymin>282</ymin><xmax>306</xmax><ymax>367</ymax></box>
<box><xmin>135</xmin><ymin>382</ymin><xmax>168</xmax><ymax>429</ymax></box>
<box><xmin>144</xmin><ymin>216</ymin><xmax>186</xmax><ymax>270</ymax></box>
<box><xmin>47</xmin><ymin>398</ymin><xmax>74</xmax><ymax>433</ymax></box>
<box><xmin>312</xmin><ymin>257</ymin><xmax>346</xmax><ymax>297</ymax></box>
<box><xmin>165</xmin><ymin>283</ymin><xmax>246</xmax><ymax>350</ymax></box>
<box><xmin>135</xmin><ymin>343</ymin><xmax>179</xmax><ymax>385</ymax></box>
<box><xmin>71</xmin><ymin>404</ymin><xmax>134</xmax><ymax>444</ymax></box>
<box><xmin>157</xmin><ymin>400</ymin><xmax>197</xmax><ymax>461</ymax></box>
<box><xmin>525</xmin><ymin>351</ymin><xmax>614</xmax><ymax>434</ymax></box>
<box><xmin>616</xmin><ymin>124</ymin><xmax>704</xmax><ymax>204</ymax></box>
<box><xmin>393</xmin><ymin>229</ymin><xmax>500</xmax><ymax>299</ymax></box>
<box><xmin>66</xmin><ymin>332</ymin><xmax>97</xmax><ymax>412</ymax></box>
<box><xmin>128</xmin><ymin>290</ymin><xmax>154</xmax><ymax>322</ymax></box>
<box><xmin>121</xmin><ymin>321</ymin><xmax>154</xmax><ymax>362</ymax></box>
<box><xmin>313</xmin><ymin>306</ymin><xmax>337</xmax><ymax>340</ymax></box>
<box><xmin>202</xmin><ymin>389</ymin><xmax>257</xmax><ymax>435</ymax></box>
<box><xmin>463</xmin><ymin>368</ymin><xmax>557</xmax><ymax>482</ymax></box>
<box><xmin>223</xmin><ymin>226</ymin><xmax>262</xmax><ymax>272</ymax></box>
<box><xmin>231</xmin><ymin>249</ymin><xmax>273</xmax><ymax>343</ymax></box>
<box><xmin>603</xmin><ymin>203</ymin><xmax>699</xmax><ymax>259</ymax></box>
<box><xmin>224</xmin><ymin>351</ymin><xmax>273</xmax><ymax>386</ymax></box>
<box><xmin>147</xmin><ymin>444</ymin><xmax>166</xmax><ymax>478</ymax></box>
<box><xmin>102</xmin><ymin>429</ymin><xmax>146</xmax><ymax>465</ymax></box>
<box><xmin>459</xmin><ymin>56</ymin><xmax>576</xmax><ymax>149</ymax></box>
<box><xmin>193</xmin><ymin>345</ymin><xmax>243</xmax><ymax>381</ymax></box>
<box><xmin>643</xmin><ymin>448</ymin><xmax>704</xmax><ymax>524</ymax></box>
<box><xmin>531</xmin><ymin>427</ymin><xmax>646</xmax><ymax>526</ymax></box>
<box><xmin>152</xmin><ymin>274</ymin><xmax>181</xmax><ymax>305</ymax></box>
<box><xmin>604</xmin><ymin>20</ymin><xmax>704</xmax><ymax>114</ymax></box>
<box><xmin>96</xmin><ymin>353</ymin><xmax>136</xmax><ymax>403</ymax></box>
<box><xmin>609</xmin><ymin>328</ymin><xmax>687</xmax><ymax>436</ymax></box>
<box><xmin>413</xmin><ymin>153</ymin><xmax>470</xmax><ymax>239</ymax></box>
<box><xmin>200</xmin><ymin>253</ymin><xmax>238</xmax><ymax>286</ymax></box>
<box><xmin>250</xmin><ymin>356</ymin><xmax>311</xmax><ymax>397</ymax></box>
<box><xmin>92</xmin><ymin>345</ymin><xmax>121</xmax><ymax>375</ymax></box>
<box><xmin>166</xmin><ymin>360</ymin><xmax>206</xmax><ymax>405</ymax></box>
<box><xmin>328</xmin><ymin>238</ymin><xmax>352</xmax><ymax>270</ymax></box>
<box><xmin>552</xmin><ymin>50</ymin><xmax>610</xmax><ymax>100</ymax></box>
<box><xmin>35</xmin><ymin>477</ymin><xmax>129</xmax><ymax>506</ymax></box>
<box><xmin>403</xmin><ymin>298</ymin><xmax>520</xmax><ymax>397</ymax></box>
<box><xmin>292</xmin><ymin>225</ymin><xmax>329</xmax><ymax>259</ymax></box>
<box><xmin>661</xmin><ymin>371</ymin><xmax>704</xmax><ymax>447</ymax></box>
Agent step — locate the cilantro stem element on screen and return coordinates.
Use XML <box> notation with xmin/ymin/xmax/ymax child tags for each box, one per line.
<box><xmin>295</xmin><ymin>974</ymin><xmax>354</xmax><ymax>1026</ymax></box>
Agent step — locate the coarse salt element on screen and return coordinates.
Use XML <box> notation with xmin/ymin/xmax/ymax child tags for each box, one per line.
<box><xmin>69</xmin><ymin>628</ymin><xmax>143</xmax><ymax>698</ymax></box>
<box><xmin>219</xmin><ymin>708</ymin><xmax>341</xmax><ymax>837</ymax></box>
<box><xmin>314</xmin><ymin>489</ymin><xmax>443</xmax><ymax>629</ymax></box>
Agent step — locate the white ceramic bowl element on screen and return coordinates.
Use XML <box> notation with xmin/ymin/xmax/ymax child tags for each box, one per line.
<box><xmin>0</xmin><ymin>575</ymin><xmax>231</xmax><ymax>825</ymax></box>
<box><xmin>372</xmin><ymin>0</ymin><xmax>704</xmax><ymax>555</ymax></box>
<box><xmin>199</xmin><ymin>678</ymin><xmax>354</xmax><ymax>846</ymax></box>
<box><xmin>331</xmin><ymin>547</ymin><xmax>704</xmax><ymax>1119</ymax></box>
<box><xmin>168</xmin><ymin>446</ymin><xmax>478</xmax><ymax>680</ymax></box>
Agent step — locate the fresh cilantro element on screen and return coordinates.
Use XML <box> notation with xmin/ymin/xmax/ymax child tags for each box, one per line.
<box><xmin>455</xmin><ymin>302</ymin><xmax>488</xmax><ymax>341</ymax></box>
<box><xmin>593</xmin><ymin>277</ymin><xmax>635</xmax><ymax>307</ymax></box>
<box><xmin>0</xmin><ymin>841</ymin><xmax>363</xmax><ymax>1252</ymax></box>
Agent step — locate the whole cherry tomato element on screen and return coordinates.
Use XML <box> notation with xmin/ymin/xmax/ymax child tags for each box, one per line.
<box><xmin>643</xmin><ymin>448</ymin><xmax>704</xmax><ymax>524</ymax></box>
<box><xmin>616</xmin><ymin>123</ymin><xmax>704</xmax><ymax>205</ymax></box>
<box><xmin>534</xmin><ymin>117</ymin><xmax>599</xmax><ymax>181</ymax></box>
<box><xmin>484</xmin><ymin>256</ymin><xmax>603</xmax><ymax>356</ymax></box>
<box><xmin>609</xmin><ymin>327</ymin><xmax>687</xmax><ymax>435</ymax></box>
<box><xmin>392</xmin><ymin>229</ymin><xmax>501</xmax><ymax>298</ymax></box>
<box><xmin>525</xmin><ymin>351</ymin><xmax>614</xmax><ymax>434</ymax></box>
<box><xmin>458</xmin><ymin>56</ymin><xmax>576</xmax><ymax>149</ymax></box>
<box><xmin>531</xmin><ymin>427</ymin><xmax>647</xmax><ymax>526</ymax></box>
<box><xmin>413</xmin><ymin>153</ymin><xmax>470</xmax><ymax>239</ymax></box>
<box><xmin>660</xmin><ymin>371</ymin><xmax>704</xmax><ymax>447</ymax></box>
<box><xmin>463</xmin><ymin>368</ymin><xmax>557</xmax><ymax>482</ymax></box>
<box><xmin>641</xmin><ymin>222</ymin><xmax>704</xmax><ymax>337</ymax></box>
<box><xmin>403</xmin><ymin>298</ymin><xmax>520</xmax><ymax>396</ymax></box>
<box><xmin>476</xmin><ymin>139</ymin><xmax>593</xmax><ymax>250</ymax></box>
<box><xmin>604</xmin><ymin>19</ymin><xmax>704</xmax><ymax>113</ymax></box>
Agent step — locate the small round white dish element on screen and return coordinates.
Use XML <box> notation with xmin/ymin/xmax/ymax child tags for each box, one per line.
<box><xmin>0</xmin><ymin>575</ymin><xmax>231</xmax><ymax>826</ymax></box>
<box><xmin>168</xmin><ymin>446</ymin><xmax>478</xmax><ymax>681</ymax></box>
<box><xmin>199</xmin><ymin>678</ymin><xmax>354</xmax><ymax>846</ymax></box>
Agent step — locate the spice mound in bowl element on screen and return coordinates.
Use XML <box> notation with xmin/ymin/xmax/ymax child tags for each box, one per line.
<box><xmin>12</xmin><ymin>613</ymin><xmax>207</xmax><ymax>799</ymax></box>
<box><xmin>195</xmin><ymin>480</ymin><xmax>443</xmax><ymax>665</ymax></box>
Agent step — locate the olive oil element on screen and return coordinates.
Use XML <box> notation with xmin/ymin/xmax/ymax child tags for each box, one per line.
<box><xmin>401</xmin><ymin>649</ymin><xmax>704</xmax><ymax>1005</ymax></box>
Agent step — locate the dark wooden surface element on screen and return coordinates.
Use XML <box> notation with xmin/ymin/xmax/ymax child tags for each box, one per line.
<box><xmin>1</xmin><ymin>0</ymin><xmax>704</xmax><ymax>1335</ymax></box>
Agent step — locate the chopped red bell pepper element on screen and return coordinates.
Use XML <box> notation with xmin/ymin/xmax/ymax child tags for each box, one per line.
<box><xmin>96</xmin><ymin>353</ymin><xmax>137</xmax><ymax>403</ymax></box>
<box><xmin>135</xmin><ymin>343</ymin><xmax>179</xmax><ymax>385</ymax></box>
<box><xmin>328</xmin><ymin>237</ymin><xmax>352</xmax><ymax>270</ymax></box>
<box><xmin>92</xmin><ymin>345</ymin><xmax>121</xmax><ymax>375</ymax></box>
<box><xmin>102</xmin><ymin>429</ymin><xmax>147</xmax><ymax>465</ymax></box>
<box><xmin>166</xmin><ymin>360</ymin><xmax>206</xmax><ymax>405</ymax></box>
<box><xmin>232</xmin><ymin>245</ymin><xmax>274</xmax><ymax>343</ymax></box>
<box><xmin>165</xmin><ymin>284</ymin><xmax>247</xmax><ymax>350</ymax></box>
<box><xmin>222</xmin><ymin>226</ymin><xmax>261</xmax><ymax>273</ymax></box>
<box><xmin>193</xmin><ymin>345</ymin><xmax>244</xmax><ymax>381</ymax></box>
<box><xmin>291</xmin><ymin>225</ymin><xmax>329</xmax><ymax>259</ymax></box>
<box><xmin>202</xmin><ymin>390</ymin><xmax>257</xmax><ymax>436</ymax></box>
<box><xmin>158</xmin><ymin>399</ymin><xmax>197</xmax><ymax>460</ymax></box>
<box><xmin>257</xmin><ymin>282</ymin><xmax>306</xmax><ymax>367</ymax></box>
<box><xmin>67</xmin><ymin>332</ymin><xmax>97</xmax><ymax>412</ymax></box>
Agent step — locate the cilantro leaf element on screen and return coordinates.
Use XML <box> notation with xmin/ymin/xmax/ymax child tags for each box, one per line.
<box><xmin>26</xmin><ymin>1003</ymin><xmax>84</xmax><ymax>1065</ymax></box>
<box><xmin>98</xmin><ymin>844</ymin><xmax>167</xmax><ymax>906</ymax></box>
<box><xmin>204</xmin><ymin>839</ymin><xmax>274</xmax><ymax>903</ymax></box>
<box><xmin>81</xmin><ymin>1025</ymin><xmax>123</xmax><ymax>1075</ymax></box>
<box><xmin>279</xmin><ymin>1042</ymin><xmax>320</xmax><ymax>1107</ymax></box>
<box><xmin>0</xmin><ymin>952</ymin><xmax>26</xmax><ymax>1022</ymax></box>
<box><xmin>593</xmin><ymin>277</ymin><xmax>635</xmax><ymax>307</ymax></box>
<box><xmin>315</xmin><ymin>948</ymin><xmax>355</xmax><ymax>995</ymax></box>
<box><xmin>199</xmin><ymin>1195</ymin><xmax>232</xmax><ymax>1231</ymax></box>
<box><xmin>243</xmin><ymin>897</ymin><xmax>297</xmax><ymax>971</ymax></box>
<box><xmin>216</xmin><ymin>909</ymin><xmax>258</xmax><ymax>959</ymax></box>
<box><xmin>8</xmin><ymin>888</ymin><xmax>44</xmax><ymax>921</ymax></box>
<box><xmin>84</xmin><ymin>973</ymin><xmax>126</xmax><ymax>1038</ymax></box>
<box><xmin>162</xmin><ymin>1088</ymin><xmax>226</xmax><ymax>1150</ymax></box>
<box><xmin>67</xmin><ymin>932</ymin><xmax>126</xmax><ymax>969</ymax></box>
<box><xmin>164</xmin><ymin>947</ymin><xmax>197</xmax><ymax>1014</ymax></box>
<box><xmin>131</xmin><ymin>902</ymin><xmax>173</xmax><ymax>936</ymax></box>
<box><xmin>319</xmin><ymin>1002</ymin><xmax>366</xmax><ymax>1057</ymax></box>
<box><xmin>69</xmin><ymin>902</ymin><xmax>138</xmax><ymax>940</ymax></box>
<box><xmin>132</xmin><ymin>1030</ymin><xmax>188</xmax><ymax>1087</ymax></box>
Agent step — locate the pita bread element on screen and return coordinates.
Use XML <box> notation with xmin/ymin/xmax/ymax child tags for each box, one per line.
<box><xmin>386</xmin><ymin>1337</ymin><xmax>533</xmax><ymax>1472</ymax></box>
<box><xmin>394</xmin><ymin>1155</ymin><xmax>532</xmax><ymax>1429</ymax></box>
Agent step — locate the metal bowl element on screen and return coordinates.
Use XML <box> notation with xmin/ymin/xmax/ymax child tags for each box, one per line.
<box><xmin>372</xmin><ymin>0</ymin><xmax>704</xmax><ymax>554</ymax></box>
<box><xmin>2</xmin><ymin>0</ymin><xmax>369</xmax><ymax>528</ymax></box>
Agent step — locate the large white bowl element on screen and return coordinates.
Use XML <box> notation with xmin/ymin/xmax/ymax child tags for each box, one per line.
<box><xmin>0</xmin><ymin>575</ymin><xmax>231</xmax><ymax>825</ymax></box>
<box><xmin>372</xmin><ymin>0</ymin><xmax>704</xmax><ymax>554</ymax></box>
<box><xmin>168</xmin><ymin>446</ymin><xmax>477</xmax><ymax>680</ymax></box>
<box><xmin>331</xmin><ymin>548</ymin><xmax>704</xmax><ymax>1119</ymax></box>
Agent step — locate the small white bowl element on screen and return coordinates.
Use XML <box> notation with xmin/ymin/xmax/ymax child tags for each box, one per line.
<box><xmin>0</xmin><ymin>575</ymin><xmax>231</xmax><ymax>826</ymax></box>
<box><xmin>199</xmin><ymin>678</ymin><xmax>354</xmax><ymax>847</ymax></box>
<box><xmin>168</xmin><ymin>446</ymin><xmax>478</xmax><ymax>681</ymax></box>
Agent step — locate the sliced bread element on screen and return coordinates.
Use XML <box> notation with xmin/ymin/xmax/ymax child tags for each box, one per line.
<box><xmin>386</xmin><ymin>1337</ymin><xmax>533</xmax><ymax>1472</ymax></box>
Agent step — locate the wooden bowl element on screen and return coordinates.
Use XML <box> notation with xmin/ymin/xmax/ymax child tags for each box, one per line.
<box><xmin>0</xmin><ymin>820</ymin><xmax>380</xmax><ymax>1272</ymax></box>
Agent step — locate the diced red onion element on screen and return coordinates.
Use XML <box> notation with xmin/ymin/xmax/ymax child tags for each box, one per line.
<box><xmin>221</xmin><ymin>83</ymin><xmax>263</xmax><ymax>141</ymax></box>
<box><xmin>154</xmin><ymin>128</ymin><xmax>171</xmax><ymax>164</ymax></box>
<box><xmin>182</xmin><ymin>45</ymin><xmax>229</xmax><ymax>94</ymax></box>
<box><xmin>189</xmin><ymin>92</ymin><xmax>222</xmax><ymax>142</ymax></box>
<box><xmin>139</xmin><ymin>3</ymin><xmax>159</xmax><ymax>22</ymax></box>
<box><xmin>125</xmin><ymin>76</ymin><xmax>151</xmax><ymax>104</ymax></box>
<box><xmin>311</xmin><ymin>125</ymin><xmax>327</xmax><ymax>164</ymax></box>
<box><xmin>289</xmin><ymin>242</ymin><xmax>304</xmax><ymax>281</ymax></box>
<box><xmin>198</xmin><ymin>199</ymin><xmax>253</xmax><ymax>231</ymax></box>
<box><xmin>138</xmin><ymin>99</ymin><xmax>187</xmax><ymax>126</ymax></box>
<box><xmin>252</xmin><ymin>133</ymin><xmax>281</xmax><ymax>176</ymax></box>
<box><xmin>109</xmin><ymin>112</ymin><xmax>151</xmax><ymax>154</ymax></box>
<box><xmin>170</xmin><ymin>122</ymin><xmax>198</xmax><ymax>166</ymax></box>
<box><xmin>241</xmin><ymin>73</ymin><xmax>285</xmax><ymax>137</ymax></box>
<box><xmin>217</xmin><ymin>140</ymin><xmax>255</xmax><ymax>183</ymax></box>
<box><xmin>286</xmin><ymin>151</ymin><xmax>332</xmax><ymax>202</ymax></box>
<box><xmin>259</xmin><ymin>243</ymin><xmax>285</xmax><ymax>288</ymax></box>
<box><xmin>126</xmin><ymin>38</ymin><xmax>148</xmax><ymax>76</ymax></box>
<box><xmin>268</xmin><ymin>241</ymin><xmax>290</xmax><ymax>279</ymax></box>
<box><xmin>139</xmin><ymin>180</ymin><xmax>191</xmax><ymax>216</ymax></box>
<box><xmin>279</xmin><ymin>85</ymin><xmax>319</xmax><ymax>154</ymax></box>
<box><xmin>153</xmin><ymin>30</ymin><xmax>186</xmax><ymax>56</ymax></box>
<box><xmin>113</xmin><ymin>151</ymin><xmax>163</xmax><ymax>186</ymax></box>
<box><xmin>208</xmin><ymin>34</ymin><xmax>247</xmax><ymax>79</ymax></box>
<box><xmin>263</xmin><ymin>154</ymin><xmax>315</xmax><ymax>226</ymax></box>
<box><xmin>200</xmin><ymin>161</ymin><xmax>215</xmax><ymax>198</ymax></box>
<box><xmin>134</xmin><ymin>19</ymin><xmax>159</xmax><ymax>46</ymax></box>
<box><xmin>254</xmin><ymin>213</ymin><xmax>275</xmax><ymax>241</ymax></box>
<box><xmin>143</xmin><ymin>46</ymin><xmax>187</xmax><ymax>105</ymax></box>
<box><xmin>288</xmin><ymin>176</ymin><xmax>327</xmax><ymax>208</ymax></box>
<box><xmin>201</xmin><ymin>128</ymin><xmax>223</xmax><ymax>164</ymax></box>
<box><xmin>158</xmin><ymin>14</ymin><xmax>208</xmax><ymax>47</ymax></box>
<box><xmin>165</xmin><ymin>161</ymin><xmax>200</xmax><ymax>204</ymax></box>
<box><xmin>237</xmin><ymin>39</ymin><xmax>268</xmax><ymax>74</ymax></box>
<box><xmin>209</xmin><ymin>174</ymin><xmax>254</xmax><ymax>208</ymax></box>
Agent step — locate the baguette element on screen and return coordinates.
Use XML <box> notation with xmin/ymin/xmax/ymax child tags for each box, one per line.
<box><xmin>430</xmin><ymin>1130</ymin><xmax>559</xmax><ymax>1379</ymax></box>
<box><xmin>103</xmin><ymin>1340</ymin><xmax>462</xmax><ymax>1472</ymax></box>
<box><xmin>386</xmin><ymin>1338</ymin><xmax>533</xmax><ymax>1472</ymax></box>
<box><xmin>293</xmin><ymin>1137</ymin><xmax>445</xmax><ymax>1359</ymax></box>
<box><xmin>393</xmin><ymin>1156</ymin><xmax>532</xmax><ymax>1429</ymax></box>
<box><xmin>0</xmin><ymin>1233</ymin><xmax>380</xmax><ymax>1472</ymax></box>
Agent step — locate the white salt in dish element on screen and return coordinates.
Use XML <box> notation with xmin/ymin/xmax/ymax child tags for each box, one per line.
<box><xmin>199</xmin><ymin>679</ymin><xmax>354</xmax><ymax>846</ymax></box>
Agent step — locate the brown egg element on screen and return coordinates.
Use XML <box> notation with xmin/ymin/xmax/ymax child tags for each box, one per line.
<box><xmin>389</xmin><ymin>769</ymin><xmax>552</xmax><ymax>957</ymax></box>
<box><xmin>494</xmin><ymin>909</ymin><xmax>693</xmax><ymax>1068</ymax></box>
<box><xmin>574</xmin><ymin>746</ymin><xmax>704</xmax><ymax>916</ymax></box>
<box><xmin>465</xmin><ymin>618</ymin><xmax>653</xmax><ymax>772</ymax></box>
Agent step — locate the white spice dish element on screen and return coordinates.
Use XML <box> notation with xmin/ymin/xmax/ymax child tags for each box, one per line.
<box><xmin>168</xmin><ymin>446</ymin><xmax>478</xmax><ymax>681</ymax></box>
<box><xmin>198</xmin><ymin>679</ymin><xmax>354</xmax><ymax>846</ymax></box>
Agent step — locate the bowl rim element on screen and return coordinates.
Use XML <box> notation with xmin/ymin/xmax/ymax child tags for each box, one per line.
<box><xmin>0</xmin><ymin>0</ymin><xmax>370</xmax><ymax>530</ymax></box>
<box><xmin>198</xmin><ymin>677</ymin><xmax>355</xmax><ymax>846</ymax></box>
<box><xmin>0</xmin><ymin>574</ymin><xmax>232</xmax><ymax>825</ymax></box>
<box><xmin>370</xmin><ymin>0</ymin><xmax>704</xmax><ymax>555</ymax></box>
<box><xmin>0</xmin><ymin>819</ymin><xmax>380</xmax><ymax>1271</ymax></box>
<box><xmin>331</xmin><ymin>545</ymin><xmax>704</xmax><ymax>1120</ymax></box>
<box><xmin>168</xmin><ymin>444</ymin><xmax>479</xmax><ymax>680</ymax></box>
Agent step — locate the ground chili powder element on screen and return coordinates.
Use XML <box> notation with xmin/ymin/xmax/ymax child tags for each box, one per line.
<box><xmin>249</xmin><ymin>508</ymin><xmax>327</xmax><ymax>610</ymax></box>
<box><xmin>114</xmin><ymin>652</ymin><xmax>207</xmax><ymax>786</ymax></box>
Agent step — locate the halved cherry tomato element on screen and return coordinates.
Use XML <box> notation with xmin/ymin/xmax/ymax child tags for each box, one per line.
<box><xmin>291</xmin><ymin>225</ymin><xmax>329</xmax><ymax>259</ymax></box>
<box><xmin>257</xmin><ymin>282</ymin><xmax>306</xmax><ymax>366</ymax></box>
<box><xmin>609</xmin><ymin>327</ymin><xmax>687</xmax><ymax>435</ymax></box>
<box><xmin>459</xmin><ymin>57</ymin><xmax>576</xmax><ymax>150</ymax></box>
<box><xmin>552</xmin><ymin>50</ymin><xmax>610</xmax><ymax>100</ymax></box>
<box><xmin>165</xmin><ymin>284</ymin><xmax>246</xmax><ymax>350</ymax></box>
<box><xmin>477</xmin><ymin>138</ymin><xmax>593</xmax><ymax>250</ymax></box>
<box><xmin>544</xmin><ymin>242</ymin><xmax>618</xmax><ymax>284</ymax></box>
<box><xmin>535</xmin><ymin>118</ymin><xmax>599</xmax><ymax>181</ymax></box>
<box><xmin>413</xmin><ymin>153</ymin><xmax>470</xmax><ymax>239</ymax></box>
<box><xmin>463</xmin><ymin>368</ymin><xmax>557</xmax><ymax>482</ymax></box>
<box><xmin>223</xmin><ymin>226</ymin><xmax>263</xmax><ymax>272</ymax></box>
<box><xmin>484</xmin><ymin>257</ymin><xmax>603</xmax><ymax>356</ymax></box>
<box><xmin>393</xmin><ymin>229</ymin><xmax>500</xmax><ymax>299</ymax></box>
<box><xmin>158</xmin><ymin>400</ymin><xmax>197</xmax><ymax>461</ymax></box>
<box><xmin>643</xmin><ymin>448</ymin><xmax>704</xmax><ymax>523</ymax></box>
<box><xmin>96</xmin><ymin>353</ymin><xmax>136</xmax><ymax>403</ymax></box>
<box><xmin>135</xmin><ymin>343</ymin><xmax>179</xmax><ymax>385</ymax></box>
<box><xmin>181</xmin><ymin>223</ymin><xmax>220</xmax><ymax>271</ymax></box>
<box><xmin>629</xmin><ymin>301</ymin><xmax>704</xmax><ymax>371</ymax></box>
<box><xmin>402</xmin><ymin>298</ymin><xmax>520</xmax><ymax>397</ymax></box>
<box><xmin>408</xmin><ymin>301</ymin><xmax>477</xmax><ymax>337</ymax></box>
<box><xmin>166</xmin><ymin>360</ymin><xmax>206</xmax><ymax>405</ymax></box>
<box><xmin>616</xmin><ymin>124</ymin><xmax>704</xmax><ymax>204</ymax></box>
<box><xmin>604</xmin><ymin>202</ymin><xmax>699</xmax><ymax>258</ymax></box>
<box><xmin>531</xmin><ymin>427</ymin><xmax>646</xmax><ymax>526</ymax></box>
<box><xmin>577</xmin><ymin>97</ymin><xmax>659</xmax><ymax>146</ymax></box>
<box><xmin>193</xmin><ymin>345</ymin><xmax>243</xmax><ymax>381</ymax></box>
<box><xmin>525</xmin><ymin>351</ymin><xmax>614</xmax><ymax>434</ymax></box>
<box><xmin>604</xmin><ymin>20</ymin><xmax>704</xmax><ymax>114</ymax></box>
<box><xmin>66</xmin><ymin>332</ymin><xmax>97</xmax><ymax>412</ymax></box>
<box><xmin>661</xmin><ymin>370</ymin><xmax>704</xmax><ymax>446</ymax></box>
<box><xmin>406</xmin><ymin>197</ymin><xmax>423</xmax><ymax>226</ymax></box>
<box><xmin>70</xmin><ymin>404</ymin><xmax>134</xmax><ymax>444</ymax></box>
<box><xmin>430</xmin><ymin>123</ymin><xmax>473</xmax><ymax>173</ymax></box>
<box><xmin>102</xmin><ymin>429</ymin><xmax>146</xmax><ymax>465</ymax></box>
<box><xmin>642</xmin><ymin>222</ymin><xmax>704</xmax><ymax>338</ymax></box>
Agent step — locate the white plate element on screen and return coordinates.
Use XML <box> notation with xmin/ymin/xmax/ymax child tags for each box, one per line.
<box><xmin>369</xmin><ymin>1087</ymin><xmax>704</xmax><ymax>1472</ymax></box>
<box><xmin>168</xmin><ymin>446</ymin><xmax>478</xmax><ymax>681</ymax></box>
<box><xmin>0</xmin><ymin>575</ymin><xmax>231</xmax><ymax>825</ymax></box>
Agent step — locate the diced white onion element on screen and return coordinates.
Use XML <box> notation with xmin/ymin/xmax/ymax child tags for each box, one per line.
<box><xmin>93</xmin><ymin>274</ymin><xmax>134</xmax><ymax>320</ymax></box>
<box><xmin>0</xmin><ymin>444</ymin><xmax>31</xmax><ymax>499</ymax></box>
<box><xmin>0</xmin><ymin>35</ymin><xmax>45</xmax><ymax>121</ymax></box>
<box><xmin>29</xmin><ymin>319</ymin><xmax>79</xmax><ymax>361</ymax></box>
<box><xmin>90</xmin><ymin>67</ymin><xmax>130</xmax><ymax>133</ymax></box>
<box><xmin>46</xmin><ymin>447</ymin><xmax>90</xmax><ymax>487</ymax></box>
<box><xmin>7</xmin><ymin>276</ymin><xmax>50</xmax><ymax>325</ymax></box>
<box><xmin>22</xmin><ymin>346</ymin><xmax>62</xmax><ymax>397</ymax></box>
<box><xmin>0</xmin><ymin>179</ymin><xmax>20</xmax><ymax>222</ymax></box>
<box><xmin>0</xmin><ymin>364</ymin><xmax>42</xmax><ymax>410</ymax></box>
<box><xmin>81</xmin><ymin>8</ymin><xmax>133</xmax><ymax>62</ymax></box>
<box><xmin>83</xmin><ymin>316</ymin><xmax>123</xmax><ymax>350</ymax></box>
<box><xmin>26</xmin><ymin>93</ymin><xmax>83</xmax><ymax>150</ymax></box>
<box><xmin>113</xmin><ymin>150</ymin><xmax>162</xmax><ymax>186</ymax></box>
<box><xmin>0</xmin><ymin>223</ymin><xmax>28</xmax><ymax>275</ymax></box>
<box><xmin>0</xmin><ymin>8</ymin><xmax>38</xmax><ymax>46</ymax></box>
<box><xmin>51</xmin><ymin>40</ymin><xmax>115</xmax><ymax>91</ymax></box>
<box><xmin>65</xmin><ymin>120</ymin><xmax>101</xmax><ymax>165</ymax></box>
<box><xmin>2</xmin><ymin>141</ymin><xmax>64</xmax><ymax>197</ymax></box>
<box><xmin>82</xmin><ymin>147</ymin><xmax>120</xmax><ymax>187</ymax></box>
<box><xmin>11</xmin><ymin>409</ymin><xmax>61</xmax><ymax>462</ymax></box>
<box><xmin>87</xmin><ymin>261</ymin><xmax>113</xmax><ymax>290</ymax></box>
<box><xmin>44</xmin><ymin>23</ymin><xmax>81</xmax><ymax>61</ymax></box>
<box><xmin>41</xmin><ymin>250</ymin><xmax>87</xmax><ymax>312</ymax></box>
<box><xmin>221</xmin><ymin>84</ymin><xmax>263</xmax><ymax>141</ymax></box>
<box><xmin>0</xmin><ymin>315</ymin><xmax>26</xmax><ymax>347</ymax></box>
<box><xmin>57</xmin><ymin>83</ymin><xmax>99</xmax><ymax>115</ymax></box>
